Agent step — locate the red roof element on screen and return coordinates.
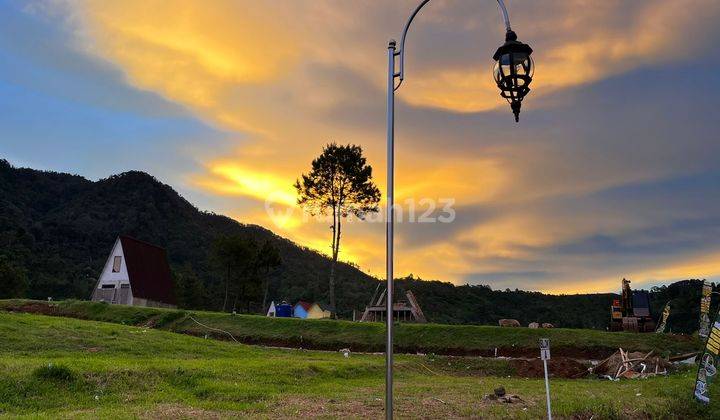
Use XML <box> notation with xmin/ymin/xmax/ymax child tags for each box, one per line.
<box><xmin>119</xmin><ymin>235</ymin><xmax>176</xmax><ymax>305</ymax></box>
<box><xmin>296</xmin><ymin>301</ymin><xmax>313</xmax><ymax>311</ymax></box>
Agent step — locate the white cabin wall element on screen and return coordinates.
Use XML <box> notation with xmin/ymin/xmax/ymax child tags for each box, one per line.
<box><xmin>98</xmin><ymin>239</ymin><xmax>129</xmax><ymax>285</ymax></box>
<box><xmin>93</xmin><ymin>238</ymin><xmax>133</xmax><ymax>305</ymax></box>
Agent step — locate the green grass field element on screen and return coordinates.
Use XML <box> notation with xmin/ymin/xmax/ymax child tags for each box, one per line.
<box><xmin>0</xmin><ymin>300</ymin><xmax>701</xmax><ymax>358</ymax></box>
<box><xmin>1</xmin><ymin>309</ymin><xmax>719</xmax><ymax>418</ymax></box>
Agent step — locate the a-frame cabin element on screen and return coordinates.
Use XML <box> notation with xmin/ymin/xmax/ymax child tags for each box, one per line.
<box><xmin>90</xmin><ymin>235</ymin><xmax>177</xmax><ymax>308</ymax></box>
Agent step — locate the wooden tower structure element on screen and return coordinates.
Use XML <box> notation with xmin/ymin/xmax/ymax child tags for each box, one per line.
<box><xmin>359</xmin><ymin>284</ymin><xmax>427</xmax><ymax>323</ymax></box>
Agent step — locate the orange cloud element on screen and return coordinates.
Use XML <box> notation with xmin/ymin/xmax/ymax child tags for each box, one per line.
<box><xmin>66</xmin><ymin>0</ymin><xmax>720</xmax><ymax>121</ymax></box>
<box><xmin>194</xmin><ymin>162</ymin><xmax>297</xmax><ymax>206</ymax></box>
<box><xmin>74</xmin><ymin>0</ymin><xmax>302</xmax><ymax>132</ymax></box>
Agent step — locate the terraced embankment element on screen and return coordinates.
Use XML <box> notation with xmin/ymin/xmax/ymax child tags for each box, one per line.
<box><xmin>0</xmin><ymin>299</ymin><xmax>700</xmax><ymax>359</ymax></box>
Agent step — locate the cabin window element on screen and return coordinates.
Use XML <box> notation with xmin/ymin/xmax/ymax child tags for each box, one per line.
<box><xmin>112</xmin><ymin>256</ymin><xmax>122</xmax><ymax>273</ymax></box>
<box><xmin>101</xmin><ymin>284</ymin><xmax>116</xmax><ymax>289</ymax></box>
<box><xmin>120</xmin><ymin>284</ymin><xmax>130</xmax><ymax>289</ymax></box>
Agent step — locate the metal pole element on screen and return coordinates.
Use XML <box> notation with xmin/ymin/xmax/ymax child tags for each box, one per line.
<box><xmin>385</xmin><ymin>39</ymin><xmax>396</xmax><ymax>420</ymax></box>
<box><xmin>543</xmin><ymin>358</ymin><xmax>552</xmax><ymax>420</ymax></box>
<box><xmin>384</xmin><ymin>2</ymin><xmax>516</xmax><ymax>418</ymax></box>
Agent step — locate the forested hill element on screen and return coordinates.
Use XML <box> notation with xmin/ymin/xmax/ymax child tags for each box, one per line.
<box><xmin>0</xmin><ymin>159</ymin><xmax>711</xmax><ymax>331</ymax></box>
<box><xmin>0</xmin><ymin>159</ymin><xmax>378</xmax><ymax>315</ymax></box>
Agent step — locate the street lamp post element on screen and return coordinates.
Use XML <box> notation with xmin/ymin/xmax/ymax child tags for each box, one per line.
<box><xmin>385</xmin><ymin>1</ymin><xmax>534</xmax><ymax>418</ymax></box>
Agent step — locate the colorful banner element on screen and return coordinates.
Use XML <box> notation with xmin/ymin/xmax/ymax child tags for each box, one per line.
<box><xmin>699</xmin><ymin>280</ymin><xmax>712</xmax><ymax>338</ymax></box>
<box><xmin>695</xmin><ymin>320</ymin><xmax>720</xmax><ymax>404</ymax></box>
<box><xmin>655</xmin><ymin>302</ymin><xmax>671</xmax><ymax>334</ymax></box>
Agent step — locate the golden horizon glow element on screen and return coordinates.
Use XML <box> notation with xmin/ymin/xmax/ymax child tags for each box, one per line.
<box><xmin>541</xmin><ymin>252</ymin><xmax>720</xmax><ymax>295</ymax></box>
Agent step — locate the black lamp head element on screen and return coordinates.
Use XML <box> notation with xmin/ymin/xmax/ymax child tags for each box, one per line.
<box><xmin>493</xmin><ymin>30</ymin><xmax>534</xmax><ymax>122</ymax></box>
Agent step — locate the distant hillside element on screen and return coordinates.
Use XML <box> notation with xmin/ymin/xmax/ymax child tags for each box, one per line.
<box><xmin>0</xmin><ymin>159</ymin><xmax>712</xmax><ymax>330</ymax></box>
<box><xmin>0</xmin><ymin>159</ymin><xmax>378</xmax><ymax>316</ymax></box>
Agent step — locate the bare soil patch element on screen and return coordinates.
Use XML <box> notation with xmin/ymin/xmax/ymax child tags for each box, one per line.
<box><xmin>267</xmin><ymin>395</ymin><xmax>383</xmax><ymax>418</ymax></box>
<box><xmin>510</xmin><ymin>357</ymin><xmax>589</xmax><ymax>379</ymax></box>
<box><xmin>139</xmin><ymin>404</ymin><xmax>227</xmax><ymax>419</ymax></box>
<box><xmin>11</xmin><ymin>302</ymin><xmax>60</xmax><ymax>316</ymax></box>
<box><xmin>429</xmin><ymin>345</ymin><xmax>617</xmax><ymax>360</ymax></box>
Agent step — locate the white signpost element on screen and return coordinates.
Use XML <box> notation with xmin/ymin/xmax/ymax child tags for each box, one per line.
<box><xmin>540</xmin><ymin>338</ymin><xmax>552</xmax><ymax>420</ymax></box>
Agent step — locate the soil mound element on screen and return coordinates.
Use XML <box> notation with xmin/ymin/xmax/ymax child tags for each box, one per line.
<box><xmin>593</xmin><ymin>350</ymin><xmax>672</xmax><ymax>379</ymax></box>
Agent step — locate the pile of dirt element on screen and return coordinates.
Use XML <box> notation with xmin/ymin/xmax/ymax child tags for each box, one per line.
<box><xmin>483</xmin><ymin>386</ymin><xmax>525</xmax><ymax>404</ymax></box>
<box><xmin>593</xmin><ymin>349</ymin><xmax>672</xmax><ymax>379</ymax></box>
<box><xmin>511</xmin><ymin>357</ymin><xmax>589</xmax><ymax>379</ymax></box>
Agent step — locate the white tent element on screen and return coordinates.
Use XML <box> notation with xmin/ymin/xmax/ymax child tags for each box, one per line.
<box><xmin>266</xmin><ymin>301</ymin><xmax>276</xmax><ymax>317</ymax></box>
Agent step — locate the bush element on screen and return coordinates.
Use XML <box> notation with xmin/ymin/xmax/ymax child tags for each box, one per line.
<box><xmin>32</xmin><ymin>363</ymin><xmax>75</xmax><ymax>382</ymax></box>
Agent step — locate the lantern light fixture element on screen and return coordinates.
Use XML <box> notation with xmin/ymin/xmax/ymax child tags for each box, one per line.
<box><xmin>493</xmin><ymin>30</ymin><xmax>534</xmax><ymax>122</ymax></box>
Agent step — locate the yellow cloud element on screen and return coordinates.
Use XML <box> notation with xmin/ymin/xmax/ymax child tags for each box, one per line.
<box><xmin>393</xmin><ymin>157</ymin><xmax>510</xmax><ymax>204</ymax></box>
<box><xmin>76</xmin><ymin>0</ymin><xmax>301</xmax><ymax>128</ymax></box>
<box><xmin>399</xmin><ymin>0</ymin><xmax>720</xmax><ymax>112</ymax></box>
<box><xmin>193</xmin><ymin>162</ymin><xmax>297</xmax><ymax>207</ymax></box>
<box><xmin>67</xmin><ymin>0</ymin><xmax>720</xmax><ymax>122</ymax></box>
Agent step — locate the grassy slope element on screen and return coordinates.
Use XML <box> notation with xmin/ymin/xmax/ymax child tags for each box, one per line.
<box><xmin>0</xmin><ymin>311</ymin><xmax>719</xmax><ymax>419</ymax></box>
<box><xmin>0</xmin><ymin>300</ymin><xmax>701</xmax><ymax>357</ymax></box>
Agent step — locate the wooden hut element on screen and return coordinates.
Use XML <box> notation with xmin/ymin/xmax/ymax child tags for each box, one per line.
<box><xmin>360</xmin><ymin>287</ymin><xmax>426</xmax><ymax>323</ymax></box>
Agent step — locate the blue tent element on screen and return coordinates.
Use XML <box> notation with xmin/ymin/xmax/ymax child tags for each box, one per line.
<box><xmin>276</xmin><ymin>302</ymin><xmax>293</xmax><ymax>318</ymax></box>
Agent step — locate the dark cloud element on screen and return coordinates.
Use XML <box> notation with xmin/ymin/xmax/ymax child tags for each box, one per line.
<box><xmin>454</xmin><ymin>170</ymin><xmax>720</xmax><ymax>289</ymax></box>
<box><xmin>396</xmin><ymin>202</ymin><xmax>498</xmax><ymax>249</ymax></box>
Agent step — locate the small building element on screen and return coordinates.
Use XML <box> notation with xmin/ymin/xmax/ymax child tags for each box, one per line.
<box><xmin>293</xmin><ymin>301</ymin><xmax>331</xmax><ymax>319</ymax></box>
<box><xmin>90</xmin><ymin>235</ymin><xmax>177</xmax><ymax>308</ymax></box>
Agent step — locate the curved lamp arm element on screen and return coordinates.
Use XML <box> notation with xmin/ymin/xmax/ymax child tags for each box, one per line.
<box><xmin>395</xmin><ymin>0</ymin><xmax>512</xmax><ymax>90</ymax></box>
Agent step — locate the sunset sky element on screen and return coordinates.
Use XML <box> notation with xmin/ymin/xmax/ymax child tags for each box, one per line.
<box><xmin>3</xmin><ymin>0</ymin><xmax>720</xmax><ymax>293</ymax></box>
